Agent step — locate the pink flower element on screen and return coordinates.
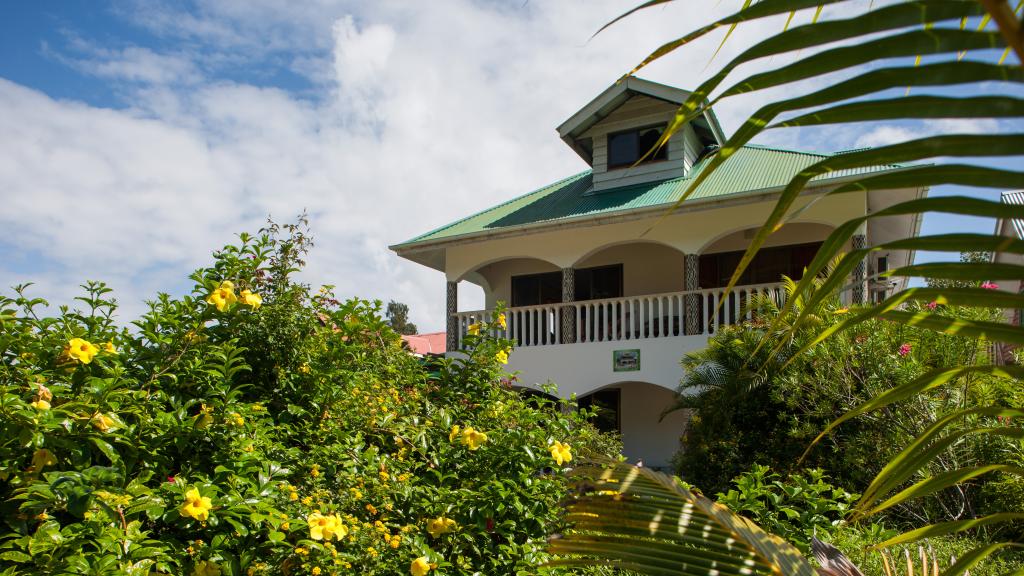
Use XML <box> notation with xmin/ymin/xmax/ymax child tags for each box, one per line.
<box><xmin>167</xmin><ymin>475</ymin><xmax>176</xmax><ymax>484</ymax></box>
<box><xmin>981</xmin><ymin>281</ymin><xmax>999</xmax><ymax>290</ymax></box>
<box><xmin>926</xmin><ymin>301</ymin><xmax>938</xmax><ymax>310</ymax></box>
<box><xmin>898</xmin><ymin>343</ymin><xmax>912</xmax><ymax>357</ymax></box>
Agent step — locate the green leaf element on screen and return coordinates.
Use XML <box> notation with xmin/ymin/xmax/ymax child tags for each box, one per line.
<box><xmin>866</xmin><ymin>465</ymin><xmax>1024</xmax><ymax>516</ymax></box>
<box><xmin>872</xmin><ymin>514</ymin><xmax>1024</xmax><ymax>548</ymax></box>
<box><xmin>548</xmin><ymin>460</ymin><xmax>816</xmax><ymax>576</ymax></box>
<box><xmin>772</xmin><ymin>95</ymin><xmax>1024</xmax><ymax>127</ymax></box>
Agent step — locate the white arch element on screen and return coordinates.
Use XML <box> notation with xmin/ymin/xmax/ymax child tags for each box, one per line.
<box><xmin>449</xmin><ymin>255</ymin><xmax>561</xmax><ymax>283</ymax></box>
<box><xmin>697</xmin><ymin>221</ymin><xmax>836</xmax><ymax>255</ymax></box>
<box><xmin>572</xmin><ymin>238</ymin><xmax>687</xmax><ymax>268</ymax></box>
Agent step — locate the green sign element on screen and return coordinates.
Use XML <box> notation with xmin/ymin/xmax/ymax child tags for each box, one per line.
<box><xmin>613</xmin><ymin>349</ymin><xmax>640</xmax><ymax>372</ymax></box>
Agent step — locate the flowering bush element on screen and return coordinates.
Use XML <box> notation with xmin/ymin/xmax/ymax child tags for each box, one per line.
<box><xmin>0</xmin><ymin>219</ymin><xmax>617</xmax><ymax>575</ymax></box>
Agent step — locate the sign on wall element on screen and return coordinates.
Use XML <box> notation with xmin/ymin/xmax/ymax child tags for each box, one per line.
<box><xmin>613</xmin><ymin>349</ymin><xmax>640</xmax><ymax>372</ymax></box>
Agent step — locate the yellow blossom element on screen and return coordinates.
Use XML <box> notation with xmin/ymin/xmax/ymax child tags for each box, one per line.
<box><xmin>90</xmin><ymin>412</ymin><xmax>116</xmax><ymax>432</ymax></box>
<box><xmin>180</xmin><ymin>488</ymin><xmax>213</xmax><ymax>521</ymax></box>
<box><xmin>298</xmin><ymin>364</ymin><xmax>311</xmax><ymax>374</ymax></box>
<box><xmin>31</xmin><ymin>399</ymin><xmax>50</xmax><ymax>411</ymax></box>
<box><xmin>289</xmin><ymin>490</ymin><xmax>299</xmax><ymax>501</ymax></box>
<box><xmin>294</xmin><ymin>547</ymin><xmax>309</xmax><ymax>556</ymax></box>
<box><xmin>67</xmin><ymin>338</ymin><xmax>100</xmax><ymax>364</ymax></box>
<box><xmin>206</xmin><ymin>281</ymin><xmax>237</xmax><ymax>312</ymax></box>
<box><xmin>410</xmin><ymin>556</ymin><xmax>432</xmax><ymax>576</ymax></box>
<box><xmin>549</xmin><ymin>441</ymin><xmax>572</xmax><ymax>466</ymax></box>
<box><xmin>240</xmin><ymin>289</ymin><xmax>262</xmax><ymax>309</ymax></box>
<box><xmin>302</xmin><ymin>496</ymin><xmax>313</xmax><ymax>506</ymax></box>
<box><xmin>497</xmin><ymin>313</ymin><xmax>506</xmax><ymax>329</ymax></box>
<box><xmin>192</xmin><ymin>560</ymin><xmax>222</xmax><ymax>576</ymax></box>
<box><xmin>281</xmin><ymin>521</ymin><xmax>290</xmax><ymax>531</ymax></box>
<box><xmin>426</xmin><ymin>516</ymin><xmax>458</xmax><ymax>538</ymax></box>
<box><xmin>310</xmin><ymin>464</ymin><xmax>320</xmax><ymax>478</ymax></box>
<box><xmin>389</xmin><ymin>535</ymin><xmax>401</xmax><ymax>549</ymax></box>
<box><xmin>103</xmin><ymin>341</ymin><xmax>117</xmax><ymax>354</ymax></box>
<box><xmin>448</xmin><ymin>425</ymin><xmax>460</xmax><ymax>442</ymax></box>
<box><xmin>308</xmin><ymin>512</ymin><xmax>347</xmax><ymax>541</ymax></box>
<box><xmin>32</xmin><ymin>448</ymin><xmax>57</xmax><ymax>471</ymax></box>
<box><xmin>495</xmin><ymin>349</ymin><xmax>509</xmax><ymax>364</ymax></box>
<box><xmin>467</xmin><ymin>323</ymin><xmax>480</xmax><ymax>336</ymax></box>
<box><xmin>229</xmin><ymin>412</ymin><xmax>245</xmax><ymax>426</ymax></box>
<box><xmin>460</xmin><ymin>427</ymin><xmax>487</xmax><ymax>450</ymax></box>
<box><xmin>311</xmin><ymin>568</ymin><xmax>322</xmax><ymax>576</ymax></box>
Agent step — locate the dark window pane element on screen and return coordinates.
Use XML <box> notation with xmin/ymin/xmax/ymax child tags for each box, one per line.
<box><xmin>637</xmin><ymin>127</ymin><xmax>667</xmax><ymax>161</ymax></box>
<box><xmin>579</xmin><ymin>389</ymin><xmax>620</xmax><ymax>433</ymax></box>
<box><xmin>608</xmin><ymin>131</ymin><xmax>638</xmax><ymax>168</ymax></box>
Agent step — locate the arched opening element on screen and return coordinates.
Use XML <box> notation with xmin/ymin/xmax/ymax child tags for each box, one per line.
<box><xmin>698</xmin><ymin>222</ymin><xmax>834</xmax><ymax>288</ymax></box>
<box><xmin>573</xmin><ymin>240</ymin><xmax>687</xmax><ymax>298</ymax></box>
<box><xmin>469</xmin><ymin>257</ymin><xmax>561</xmax><ymax>310</ymax></box>
<box><xmin>578</xmin><ymin>381</ymin><xmax>691</xmax><ymax>470</ymax></box>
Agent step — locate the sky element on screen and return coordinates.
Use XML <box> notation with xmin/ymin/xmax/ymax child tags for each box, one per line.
<box><xmin>0</xmin><ymin>0</ymin><xmax>1020</xmax><ymax>331</ymax></box>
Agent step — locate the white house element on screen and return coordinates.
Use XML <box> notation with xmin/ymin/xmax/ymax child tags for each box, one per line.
<box><xmin>390</xmin><ymin>77</ymin><xmax>925</xmax><ymax>468</ymax></box>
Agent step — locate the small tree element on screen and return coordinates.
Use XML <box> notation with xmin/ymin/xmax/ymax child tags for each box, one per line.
<box><xmin>386</xmin><ymin>300</ymin><xmax>418</xmax><ymax>335</ymax></box>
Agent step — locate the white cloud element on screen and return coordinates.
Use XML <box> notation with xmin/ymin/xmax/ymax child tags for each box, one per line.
<box><xmin>1</xmin><ymin>0</ymin><xmax>867</xmax><ymax>330</ymax></box>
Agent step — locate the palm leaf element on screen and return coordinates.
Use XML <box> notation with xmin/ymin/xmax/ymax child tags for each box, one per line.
<box><xmin>548</xmin><ymin>460</ymin><xmax>817</xmax><ymax>575</ymax></box>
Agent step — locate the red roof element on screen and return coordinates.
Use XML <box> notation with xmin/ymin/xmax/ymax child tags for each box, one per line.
<box><xmin>401</xmin><ymin>332</ymin><xmax>446</xmax><ymax>356</ymax></box>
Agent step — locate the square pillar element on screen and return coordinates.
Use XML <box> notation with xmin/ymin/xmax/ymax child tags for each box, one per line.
<box><xmin>851</xmin><ymin>234</ymin><xmax>867</xmax><ymax>305</ymax></box>
<box><xmin>560</xmin><ymin>268</ymin><xmax>576</xmax><ymax>344</ymax></box>
<box><xmin>684</xmin><ymin>254</ymin><xmax>701</xmax><ymax>335</ymax></box>
<box><xmin>446</xmin><ymin>281</ymin><xmax>458</xmax><ymax>351</ymax></box>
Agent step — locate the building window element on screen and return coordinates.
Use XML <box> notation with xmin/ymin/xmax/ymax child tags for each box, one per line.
<box><xmin>574</xmin><ymin>264</ymin><xmax>624</xmax><ymax>301</ymax></box>
<box><xmin>698</xmin><ymin>242</ymin><xmax>823</xmax><ymax>288</ymax></box>
<box><xmin>511</xmin><ymin>271</ymin><xmax>562</xmax><ymax>307</ymax></box>
<box><xmin>607</xmin><ymin>124</ymin><xmax>668</xmax><ymax>169</ymax></box>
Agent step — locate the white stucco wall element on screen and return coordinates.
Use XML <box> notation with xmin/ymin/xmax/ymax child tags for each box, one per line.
<box><xmin>506</xmin><ymin>335</ymin><xmax>705</xmax><ymax>399</ymax></box>
<box><xmin>615</xmin><ymin>382</ymin><xmax>692</xmax><ymax>469</ymax></box>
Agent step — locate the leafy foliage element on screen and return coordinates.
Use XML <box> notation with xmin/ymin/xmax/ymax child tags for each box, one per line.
<box><xmin>0</xmin><ymin>219</ymin><xmax>619</xmax><ymax>575</ymax></box>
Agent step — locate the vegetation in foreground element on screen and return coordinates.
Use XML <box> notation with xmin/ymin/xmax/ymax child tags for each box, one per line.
<box><xmin>0</xmin><ymin>219</ymin><xmax>619</xmax><ymax>576</ymax></box>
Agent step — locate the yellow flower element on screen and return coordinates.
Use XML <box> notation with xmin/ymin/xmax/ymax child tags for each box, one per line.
<box><xmin>206</xmin><ymin>281</ymin><xmax>237</xmax><ymax>312</ymax></box>
<box><xmin>32</xmin><ymin>448</ymin><xmax>57</xmax><ymax>471</ymax></box>
<box><xmin>389</xmin><ymin>535</ymin><xmax>401</xmax><ymax>548</ymax></box>
<box><xmin>410</xmin><ymin>557</ymin><xmax>432</xmax><ymax>576</ymax></box>
<box><xmin>310</xmin><ymin>464</ymin><xmax>320</xmax><ymax>478</ymax></box>
<box><xmin>426</xmin><ymin>516</ymin><xmax>458</xmax><ymax>538</ymax></box>
<box><xmin>308</xmin><ymin>512</ymin><xmax>347</xmax><ymax>541</ymax></box>
<box><xmin>549</xmin><ymin>441</ymin><xmax>572</xmax><ymax>466</ymax></box>
<box><xmin>103</xmin><ymin>341</ymin><xmax>117</xmax><ymax>354</ymax></box>
<box><xmin>467</xmin><ymin>323</ymin><xmax>480</xmax><ymax>336</ymax></box>
<box><xmin>298</xmin><ymin>364</ymin><xmax>311</xmax><ymax>374</ymax></box>
<box><xmin>229</xmin><ymin>412</ymin><xmax>245</xmax><ymax>426</ymax></box>
<box><xmin>181</xmin><ymin>488</ymin><xmax>213</xmax><ymax>521</ymax></box>
<box><xmin>495</xmin><ymin>349</ymin><xmax>509</xmax><ymax>364</ymax></box>
<box><xmin>240</xmin><ymin>289</ymin><xmax>262</xmax><ymax>309</ymax></box>
<box><xmin>31</xmin><ymin>399</ymin><xmax>50</xmax><ymax>411</ymax></box>
<box><xmin>67</xmin><ymin>338</ymin><xmax>100</xmax><ymax>364</ymax></box>
<box><xmin>460</xmin><ymin>427</ymin><xmax>487</xmax><ymax>450</ymax></box>
<box><xmin>91</xmin><ymin>412</ymin><xmax>116</xmax><ymax>432</ymax></box>
<box><xmin>497</xmin><ymin>313</ymin><xmax>506</xmax><ymax>329</ymax></box>
<box><xmin>289</xmin><ymin>491</ymin><xmax>299</xmax><ymax>501</ymax></box>
<box><xmin>311</xmin><ymin>568</ymin><xmax>322</xmax><ymax>576</ymax></box>
<box><xmin>192</xmin><ymin>560</ymin><xmax>222</xmax><ymax>576</ymax></box>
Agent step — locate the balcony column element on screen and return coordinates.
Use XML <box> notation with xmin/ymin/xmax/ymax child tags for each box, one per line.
<box><xmin>684</xmin><ymin>253</ymin><xmax>701</xmax><ymax>335</ymax></box>
<box><xmin>445</xmin><ymin>281</ymin><xmax>458</xmax><ymax>351</ymax></box>
<box><xmin>560</xmin><ymin>268</ymin><xmax>576</xmax><ymax>344</ymax></box>
<box><xmin>851</xmin><ymin>234</ymin><xmax>867</xmax><ymax>305</ymax></box>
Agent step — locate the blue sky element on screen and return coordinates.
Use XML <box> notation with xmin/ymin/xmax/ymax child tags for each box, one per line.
<box><xmin>0</xmin><ymin>1</ymin><xmax>1020</xmax><ymax>329</ymax></box>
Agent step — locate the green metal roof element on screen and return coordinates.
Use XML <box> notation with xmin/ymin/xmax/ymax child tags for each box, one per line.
<box><xmin>394</xmin><ymin>145</ymin><xmax>905</xmax><ymax>248</ymax></box>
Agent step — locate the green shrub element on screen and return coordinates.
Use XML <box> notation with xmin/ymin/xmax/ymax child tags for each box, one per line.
<box><xmin>0</xmin><ymin>220</ymin><xmax>619</xmax><ymax>575</ymax></box>
<box><xmin>673</xmin><ymin>293</ymin><xmax>1016</xmax><ymax>527</ymax></box>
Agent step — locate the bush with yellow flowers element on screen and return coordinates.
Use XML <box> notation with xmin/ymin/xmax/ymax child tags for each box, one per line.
<box><xmin>0</xmin><ymin>218</ymin><xmax>620</xmax><ymax>575</ymax></box>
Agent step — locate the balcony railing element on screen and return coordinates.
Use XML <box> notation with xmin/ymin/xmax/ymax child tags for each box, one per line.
<box><xmin>453</xmin><ymin>283</ymin><xmax>783</xmax><ymax>349</ymax></box>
